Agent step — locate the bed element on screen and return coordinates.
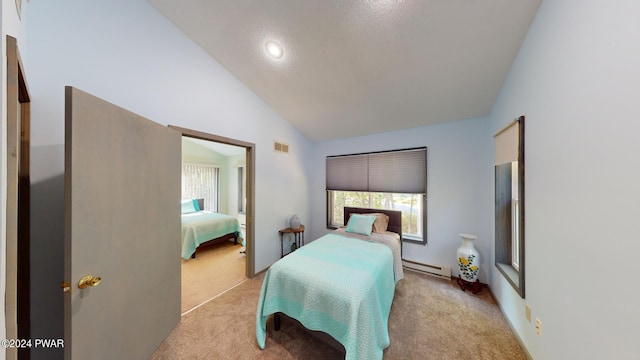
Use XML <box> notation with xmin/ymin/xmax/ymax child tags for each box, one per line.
<box><xmin>181</xmin><ymin>198</ymin><xmax>244</xmax><ymax>259</ymax></box>
<box><xmin>256</xmin><ymin>207</ymin><xmax>403</xmax><ymax>360</ymax></box>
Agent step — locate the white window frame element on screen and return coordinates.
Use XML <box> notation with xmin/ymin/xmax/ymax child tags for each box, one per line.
<box><xmin>511</xmin><ymin>160</ymin><xmax>520</xmax><ymax>271</ymax></box>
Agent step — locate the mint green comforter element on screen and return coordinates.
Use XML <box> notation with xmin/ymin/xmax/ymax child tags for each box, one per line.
<box><xmin>256</xmin><ymin>233</ymin><xmax>396</xmax><ymax>360</ymax></box>
<box><xmin>181</xmin><ymin>211</ymin><xmax>243</xmax><ymax>259</ymax></box>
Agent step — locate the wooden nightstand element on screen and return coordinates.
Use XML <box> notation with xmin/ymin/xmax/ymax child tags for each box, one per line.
<box><xmin>278</xmin><ymin>225</ymin><xmax>305</xmax><ymax>258</ymax></box>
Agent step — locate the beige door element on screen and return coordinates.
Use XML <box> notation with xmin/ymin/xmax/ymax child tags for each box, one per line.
<box><xmin>63</xmin><ymin>87</ymin><xmax>181</xmax><ymax>359</ymax></box>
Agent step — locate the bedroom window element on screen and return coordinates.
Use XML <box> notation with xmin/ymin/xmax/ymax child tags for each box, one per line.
<box><xmin>494</xmin><ymin>116</ymin><xmax>525</xmax><ymax>298</ymax></box>
<box><xmin>182</xmin><ymin>163</ymin><xmax>219</xmax><ymax>212</ymax></box>
<box><xmin>328</xmin><ymin>191</ymin><xmax>423</xmax><ymax>238</ymax></box>
<box><xmin>326</xmin><ymin>147</ymin><xmax>427</xmax><ymax>243</ymax></box>
<box><xmin>237</xmin><ymin>166</ymin><xmax>246</xmax><ymax>214</ymax></box>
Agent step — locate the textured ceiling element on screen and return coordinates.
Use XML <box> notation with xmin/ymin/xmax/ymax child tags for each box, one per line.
<box><xmin>148</xmin><ymin>0</ymin><xmax>541</xmax><ymax>142</ymax></box>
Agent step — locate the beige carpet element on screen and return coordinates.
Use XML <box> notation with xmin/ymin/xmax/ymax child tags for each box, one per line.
<box><xmin>153</xmin><ymin>269</ymin><xmax>526</xmax><ymax>359</ymax></box>
<box><xmin>181</xmin><ymin>240</ymin><xmax>246</xmax><ymax>314</ymax></box>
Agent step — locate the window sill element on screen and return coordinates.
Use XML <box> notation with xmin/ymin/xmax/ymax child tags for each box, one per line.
<box><xmin>496</xmin><ymin>262</ymin><xmax>520</xmax><ymax>287</ymax></box>
<box><xmin>402</xmin><ymin>235</ymin><xmax>426</xmax><ymax>245</ymax></box>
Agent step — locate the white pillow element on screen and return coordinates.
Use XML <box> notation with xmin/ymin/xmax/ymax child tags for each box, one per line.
<box><xmin>345</xmin><ymin>214</ymin><xmax>376</xmax><ymax>236</ymax></box>
<box><xmin>181</xmin><ymin>199</ymin><xmax>198</xmax><ymax>214</ymax></box>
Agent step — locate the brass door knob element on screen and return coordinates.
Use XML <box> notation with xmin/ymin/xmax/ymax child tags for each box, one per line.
<box><xmin>78</xmin><ymin>275</ymin><xmax>102</xmax><ymax>289</ymax></box>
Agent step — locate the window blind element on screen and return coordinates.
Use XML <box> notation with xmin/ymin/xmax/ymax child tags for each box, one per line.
<box><xmin>494</xmin><ymin>120</ymin><xmax>520</xmax><ymax>165</ymax></box>
<box><xmin>326</xmin><ymin>147</ymin><xmax>427</xmax><ymax>194</ymax></box>
<box><xmin>182</xmin><ymin>163</ymin><xmax>219</xmax><ymax>212</ymax></box>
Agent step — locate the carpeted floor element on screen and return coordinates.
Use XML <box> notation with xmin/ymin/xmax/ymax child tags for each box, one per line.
<box><xmin>152</xmin><ymin>268</ymin><xmax>526</xmax><ymax>359</ymax></box>
<box><xmin>181</xmin><ymin>240</ymin><xmax>247</xmax><ymax>314</ymax></box>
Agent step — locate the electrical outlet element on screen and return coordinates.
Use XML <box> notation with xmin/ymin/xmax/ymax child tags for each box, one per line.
<box><xmin>525</xmin><ymin>305</ymin><xmax>531</xmax><ymax>322</ymax></box>
<box><xmin>535</xmin><ymin>318</ymin><xmax>542</xmax><ymax>335</ymax></box>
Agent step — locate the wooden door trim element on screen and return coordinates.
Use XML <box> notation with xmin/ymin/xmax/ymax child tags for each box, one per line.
<box><xmin>6</xmin><ymin>35</ymin><xmax>32</xmax><ymax>360</ymax></box>
<box><xmin>168</xmin><ymin>125</ymin><xmax>256</xmax><ymax>278</ymax></box>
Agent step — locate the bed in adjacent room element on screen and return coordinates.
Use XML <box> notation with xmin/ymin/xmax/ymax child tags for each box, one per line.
<box><xmin>256</xmin><ymin>207</ymin><xmax>403</xmax><ymax>360</ymax></box>
<box><xmin>181</xmin><ymin>198</ymin><xmax>244</xmax><ymax>259</ymax></box>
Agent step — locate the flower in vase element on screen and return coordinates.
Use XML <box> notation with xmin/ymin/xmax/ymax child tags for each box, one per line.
<box><xmin>458</xmin><ymin>254</ymin><xmax>479</xmax><ymax>281</ymax></box>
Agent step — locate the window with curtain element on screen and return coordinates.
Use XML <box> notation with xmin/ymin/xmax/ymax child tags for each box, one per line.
<box><xmin>494</xmin><ymin>116</ymin><xmax>525</xmax><ymax>298</ymax></box>
<box><xmin>182</xmin><ymin>163</ymin><xmax>219</xmax><ymax>212</ymax></box>
<box><xmin>326</xmin><ymin>147</ymin><xmax>427</xmax><ymax>243</ymax></box>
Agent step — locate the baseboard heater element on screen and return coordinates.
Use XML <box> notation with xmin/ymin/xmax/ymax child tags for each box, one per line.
<box><xmin>402</xmin><ymin>259</ymin><xmax>452</xmax><ymax>280</ymax></box>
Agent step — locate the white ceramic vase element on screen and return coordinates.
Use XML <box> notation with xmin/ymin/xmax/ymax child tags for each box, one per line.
<box><xmin>457</xmin><ymin>233</ymin><xmax>479</xmax><ymax>282</ymax></box>
<box><xmin>289</xmin><ymin>215</ymin><xmax>301</xmax><ymax>229</ymax></box>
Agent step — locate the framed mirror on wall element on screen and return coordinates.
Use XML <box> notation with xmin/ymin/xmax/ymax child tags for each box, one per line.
<box><xmin>494</xmin><ymin>116</ymin><xmax>525</xmax><ymax>298</ymax></box>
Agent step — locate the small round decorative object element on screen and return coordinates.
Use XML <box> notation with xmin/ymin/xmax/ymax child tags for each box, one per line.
<box><xmin>289</xmin><ymin>215</ymin><xmax>301</xmax><ymax>229</ymax></box>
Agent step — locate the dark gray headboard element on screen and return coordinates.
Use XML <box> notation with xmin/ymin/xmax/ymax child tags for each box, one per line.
<box><xmin>343</xmin><ymin>207</ymin><xmax>402</xmax><ymax>238</ymax></box>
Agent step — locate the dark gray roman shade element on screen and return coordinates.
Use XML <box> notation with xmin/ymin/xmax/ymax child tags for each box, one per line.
<box><xmin>326</xmin><ymin>147</ymin><xmax>427</xmax><ymax>194</ymax></box>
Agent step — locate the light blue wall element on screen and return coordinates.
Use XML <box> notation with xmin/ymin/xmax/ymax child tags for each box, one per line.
<box><xmin>23</xmin><ymin>1</ymin><xmax>313</xmax><ymax>359</ymax></box>
<box><xmin>311</xmin><ymin>117</ymin><xmax>493</xmax><ymax>282</ymax></box>
<box><xmin>488</xmin><ymin>1</ymin><xmax>640</xmax><ymax>358</ymax></box>
<box><xmin>15</xmin><ymin>1</ymin><xmax>640</xmax><ymax>359</ymax></box>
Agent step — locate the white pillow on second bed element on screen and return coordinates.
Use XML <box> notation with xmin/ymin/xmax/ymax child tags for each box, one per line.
<box><xmin>181</xmin><ymin>199</ymin><xmax>199</xmax><ymax>214</ymax></box>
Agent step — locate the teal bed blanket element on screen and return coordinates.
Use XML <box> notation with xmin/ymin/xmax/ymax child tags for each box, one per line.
<box><xmin>256</xmin><ymin>233</ymin><xmax>396</xmax><ymax>360</ymax></box>
<box><xmin>181</xmin><ymin>211</ymin><xmax>243</xmax><ymax>259</ymax></box>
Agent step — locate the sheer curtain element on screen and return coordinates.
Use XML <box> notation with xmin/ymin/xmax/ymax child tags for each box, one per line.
<box><xmin>182</xmin><ymin>163</ymin><xmax>219</xmax><ymax>212</ymax></box>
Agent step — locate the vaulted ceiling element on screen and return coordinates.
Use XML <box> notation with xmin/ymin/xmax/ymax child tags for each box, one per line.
<box><xmin>148</xmin><ymin>0</ymin><xmax>541</xmax><ymax>142</ymax></box>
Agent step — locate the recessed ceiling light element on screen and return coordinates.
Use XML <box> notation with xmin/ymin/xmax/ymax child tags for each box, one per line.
<box><xmin>265</xmin><ymin>41</ymin><xmax>284</xmax><ymax>59</ymax></box>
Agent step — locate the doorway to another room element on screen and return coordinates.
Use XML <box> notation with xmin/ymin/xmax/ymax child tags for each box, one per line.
<box><xmin>6</xmin><ymin>35</ymin><xmax>32</xmax><ymax>360</ymax></box>
<box><xmin>172</xmin><ymin>126</ymin><xmax>255</xmax><ymax>314</ymax></box>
